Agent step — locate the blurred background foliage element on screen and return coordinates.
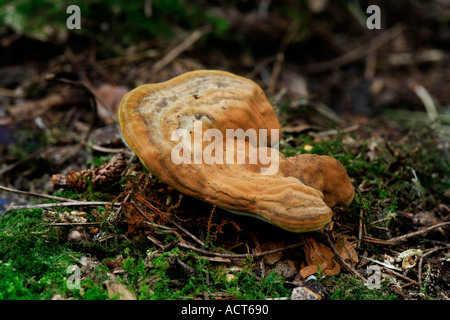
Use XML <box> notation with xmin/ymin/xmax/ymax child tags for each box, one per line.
<box><xmin>0</xmin><ymin>0</ymin><xmax>229</xmax><ymax>51</ymax></box>
<box><xmin>1</xmin><ymin>0</ymin><xmax>448</xmax><ymax>56</ymax></box>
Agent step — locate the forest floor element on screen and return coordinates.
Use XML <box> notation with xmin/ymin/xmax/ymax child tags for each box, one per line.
<box><xmin>0</xmin><ymin>1</ymin><xmax>448</xmax><ymax>301</ymax></box>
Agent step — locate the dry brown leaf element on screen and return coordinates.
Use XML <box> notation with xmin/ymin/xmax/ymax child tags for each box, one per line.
<box><xmin>260</xmin><ymin>241</ymin><xmax>286</xmax><ymax>265</ymax></box>
<box><xmin>298</xmin><ymin>264</ymin><xmax>320</xmax><ymax>279</ymax></box>
<box><xmin>93</xmin><ymin>84</ymin><xmax>129</xmax><ymax>124</ymax></box>
<box><xmin>299</xmin><ymin>237</ymin><xmax>340</xmax><ymax>278</ymax></box>
<box><xmin>334</xmin><ymin>235</ymin><xmax>359</xmax><ymax>268</ymax></box>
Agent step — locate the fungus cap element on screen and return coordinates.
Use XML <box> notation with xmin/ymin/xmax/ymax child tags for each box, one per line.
<box><xmin>118</xmin><ymin>70</ymin><xmax>354</xmax><ymax>232</ymax></box>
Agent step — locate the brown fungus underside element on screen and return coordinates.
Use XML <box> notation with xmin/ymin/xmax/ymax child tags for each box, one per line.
<box><xmin>118</xmin><ymin>70</ymin><xmax>354</xmax><ymax>233</ymax></box>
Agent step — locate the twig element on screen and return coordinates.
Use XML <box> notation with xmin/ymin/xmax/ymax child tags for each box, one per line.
<box><xmin>143</xmin><ymin>220</ymin><xmax>175</xmax><ymax>231</ymax></box>
<box><xmin>0</xmin><ymin>87</ymin><xmax>19</xmax><ymax>98</ymax></box>
<box><xmin>147</xmin><ymin>234</ymin><xmax>165</xmax><ymax>249</ymax></box>
<box><xmin>359</xmin><ymin>255</ymin><xmax>402</xmax><ymax>271</ymax></box>
<box><xmin>150</xmin><ymin>25</ymin><xmax>212</xmax><ymax>76</ymax></box>
<box><xmin>382</xmin><ymin>267</ymin><xmax>419</xmax><ymax>286</ymax></box>
<box><xmin>0</xmin><ymin>184</ymin><xmax>77</xmax><ymax>202</ymax></box>
<box><xmin>267</xmin><ymin>52</ymin><xmax>284</xmax><ymax>96</ymax></box>
<box><xmin>132</xmin><ymin>201</ymin><xmax>156</xmax><ymax>223</ymax></box>
<box><xmin>0</xmin><ymin>149</ymin><xmax>43</xmax><ymax>175</ymax></box>
<box><xmin>206</xmin><ymin>205</ymin><xmax>217</xmax><ymax>243</ymax></box>
<box><xmin>363</xmin><ymin>222</ymin><xmax>450</xmax><ymax>246</ymax></box>
<box><xmin>108</xmin><ymin>193</ymin><xmax>130</xmax><ymax>222</ymax></box>
<box><xmin>177</xmin><ymin>241</ymin><xmax>305</xmax><ymax>259</ymax></box>
<box><xmin>171</xmin><ymin>220</ymin><xmax>205</xmax><ymax>247</ymax></box>
<box><xmin>8</xmin><ymin>201</ymin><xmax>120</xmax><ymax>211</ymax></box>
<box><xmin>45</xmin><ymin>74</ymin><xmax>100</xmax><ymax>135</ymax></box>
<box><xmin>302</xmin><ymin>23</ymin><xmax>405</xmax><ymax>73</ymax></box>
<box><xmin>358</xmin><ymin>209</ymin><xmax>364</xmax><ymax>249</ymax></box>
<box><xmin>81</xmin><ymin>141</ymin><xmax>130</xmax><ymax>154</ymax></box>
<box><xmin>98</xmin><ymin>49</ymin><xmax>158</xmax><ymax>67</ymax></box>
<box><xmin>312</xmin><ymin>124</ymin><xmax>360</xmax><ymax>137</ymax></box>
<box><xmin>249</xmin><ymin>231</ymin><xmax>265</xmax><ymax>278</ymax></box>
<box><xmin>246</xmin><ymin>56</ymin><xmax>277</xmax><ymax>80</ymax></box>
<box><xmin>50</xmin><ymin>222</ymin><xmax>101</xmax><ymax>226</ymax></box>
<box><xmin>418</xmin><ymin>246</ymin><xmax>448</xmax><ymax>291</ymax></box>
<box><xmin>324</xmin><ymin>227</ymin><xmax>366</xmax><ymax>282</ymax></box>
<box><xmin>266</xmin><ymin>19</ymin><xmax>298</xmax><ymax>95</ymax></box>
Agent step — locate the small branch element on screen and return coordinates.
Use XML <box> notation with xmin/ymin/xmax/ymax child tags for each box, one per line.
<box><xmin>45</xmin><ymin>74</ymin><xmax>100</xmax><ymax>135</ymax></box>
<box><xmin>0</xmin><ymin>149</ymin><xmax>42</xmax><ymax>175</ymax></box>
<box><xmin>147</xmin><ymin>234</ymin><xmax>165</xmax><ymax>249</ymax></box>
<box><xmin>50</xmin><ymin>222</ymin><xmax>101</xmax><ymax>226</ymax></box>
<box><xmin>302</xmin><ymin>23</ymin><xmax>405</xmax><ymax>73</ymax></box>
<box><xmin>81</xmin><ymin>141</ymin><xmax>130</xmax><ymax>154</ymax></box>
<box><xmin>357</xmin><ymin>209</ymin><xmax>364</xmax><ymax>249</ymax></box>
<box><xmin>363</xmin><ymin>222</ymin><xmax>450</xmax><ymax>246</ymax></box>
<box><xmin>324</xmin><ymin>226</ymin><xmax>366</xmax><ymax>282</ymax></box>
<box><xmin>0</xmin><ymin>184</ymin><xmax>78</xmax><ymax>202</ymax></box>
<box><xmin>143</xmin><ymin>221</ymin><xmax>175</xmax><ymax>231</ymax></box>
<box><xmin>131</xmin><ymin>201</ymin><xmax>156</xmax><ymax>222</ymax></box>
<box><xmin>8</xmin><ymin>201</ymin><xmax>120</xmax><ymax>211</ymax></box>
<box><xmin>409</xmin><ymin>81</ymin><xmax>439</xmax><ymax>123</ymax></box>
<box><xmin>177</xmin><ymin>241</ymin><xmax>304</xmax><ymax>259</ymax></box>
<box><xmin>150</xmin><ymin>25</ymin><xmax>212</xmax><ymax>76</ymax></box>
<box><xmin>171</xmin><ymin>220</ymin><xmax>205</xmax><ymax>247</ymax></box>
<box><xmin>382</xmin><ymin>267</ymin><xmax>419</xmax><ymax>286</ymax></box>
<box><xmin>108</xmin><ymin>193</ymin><xmax>130</xmax><ymax>222</ymax></box>
<box><xmin>418</xmin><ymin>246</ymin><xmax>448</xmax><ymax>291</ymax></box>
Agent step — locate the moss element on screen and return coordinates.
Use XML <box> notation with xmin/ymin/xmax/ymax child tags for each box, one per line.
<box><xmin>0</xmin><ymin>209</ymin><xmax>82</xmax><ymax>299</ymax></box>
<box><xmin>327</xmin><ymin>274</ymin><xmax>398</xmax><ymax>300</ymax></box>
<box><xmin>281</xmin><ymin>126</ymin><xmax>448</xmax><ymax>230</ymax></box>
<box><xmin>0</xmin><ymin>206</ymin><xmax>290</xmax><ymax>299</ymax></box>
<box><xmin>1</xmin><ymin>124</ymin><xmax>446</xmax><ymax>300</ymax></box>
<box><xmin>110</xmin><ymin>249</ymin><xmax>291</xmax><ymax>300</ymax></box>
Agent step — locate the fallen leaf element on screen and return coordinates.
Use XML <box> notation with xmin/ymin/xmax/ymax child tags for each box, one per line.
<box><xmin>93</xmin><ymin>84</ymin><xmax>129</xmax><ymax>124</ymax></box>
<box><xmin>299</xmin><ymin>237</ymin><xmax>340</xmax><ymax>278</ymax></box>
<box><xmin>298</xmin><ymin>264</ymin><xmax>321</xmax><ymax>279</ymax></box>
<box><xmin>334</xmin><ymin>235</ymin><xmax>359</xmax><ymax>268</ymax></box>
<box><xmin>261</xmin><ymin>241</ymin><xmax>286</xmax><ymax>265</ymax></box>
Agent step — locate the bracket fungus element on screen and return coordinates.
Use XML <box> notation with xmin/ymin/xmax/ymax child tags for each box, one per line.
<box><xmin>118</xmin><ymin>70</ymin><xmax>354</xmax><ymax>233</ymax></box>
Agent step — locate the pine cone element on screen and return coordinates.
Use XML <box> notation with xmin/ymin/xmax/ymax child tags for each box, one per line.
<box><xmin>51</xmin><ymin>152</ymin><xmax>127</xmax><ymax>192</ymax></box>
<box><xmin>91</xmin><ymin>152</ymin><xmax>127</xmax><ymax>189</ymax></box>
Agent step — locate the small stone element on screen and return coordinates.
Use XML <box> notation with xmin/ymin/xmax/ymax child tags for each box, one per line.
<box><xmin>291</xmin><ymin>283</ymin><xmax>328</xmax><ymax>300</ymax></box>
<box><xmin>67</xmin><ymin>228</ymin><xmax>87</xmax><ymax>242</ymax></box>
